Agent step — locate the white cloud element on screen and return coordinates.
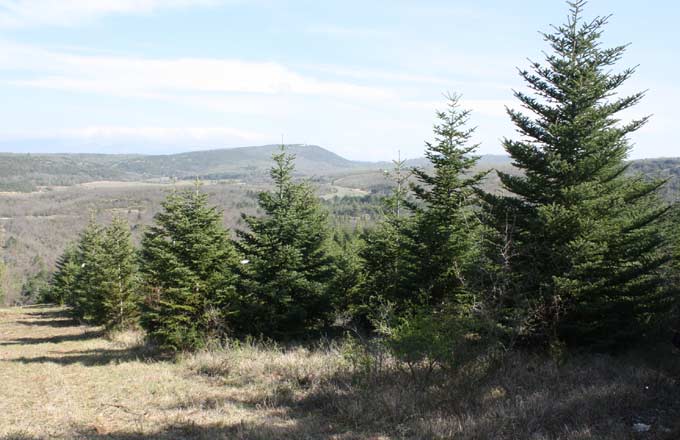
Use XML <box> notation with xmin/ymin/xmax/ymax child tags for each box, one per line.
<box><xmin>307</xmin><ymin>64</ymin><xmax>451</xmax><ymax>86</ymax></box>
<box><xmin>0</xmin><ymin>0</ymin><xmax>221</xmax><ymax>28</ymax></box>
<box><xmin>2</xmin><ymin>125</ymin><xmax>269</xmax><ymax>147</ymax></box>
<box><xmin>62</xmin><ymin>126</ymin><xmax>266</xmax><ymax>143</ymax></box>
<box><xmin>0</xmin><ymin>41</ymin><xmax>394</xmax><ymax>101</ymax></box>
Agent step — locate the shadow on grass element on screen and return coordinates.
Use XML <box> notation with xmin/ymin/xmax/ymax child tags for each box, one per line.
<box><xmin>172</xmin><ymin>352</ymin><xmax>680</xmax><ymax>439</ymax></box>
<box><xmin>10</xmin><ymin>345</ymin><xmax>168</xmax><ymax>366</ymax></box>
<box><xmin>16</xmin><ymin>318</ymin><xmax>79</xmax><ymax>328</ymax></box>
<box><xmin>4</xmin><ymin>353</ymin><xmax>680</xmax><ymax>439</ymax></box>
<box><xmin>0</xmin><ymin>329</ymin><xmax>104</xmax><ymax>346</ymax></box>
<box><xmin>22</xmin><ymin>306</ymin><xmax>71</xmax><ymax>317</ymax></box>
<box><xmin>19</xmin><ymin>304</ymin><xmax>60</xmax><ymax>309</ymax></box>
<box><xmin>2</xmin><ymin>420</ymin><xmax>357</xmax><ymax>440</ymax></box>
<box><xmin>16</xmin><ymin>308</ymin><xmax>81</xmax><ymax>328</ymax></box>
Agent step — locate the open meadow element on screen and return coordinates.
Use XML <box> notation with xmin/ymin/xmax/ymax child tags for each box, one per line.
<box><xmin>2</xmin><ymin>305</ymin><xmax>680</xmax><ymax>440</ymax></box>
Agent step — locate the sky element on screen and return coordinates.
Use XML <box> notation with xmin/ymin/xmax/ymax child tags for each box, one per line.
<box><xmin>0</xmin><ymin>0</ymin><xmax>677</xmax><ymax>161</ymax></box>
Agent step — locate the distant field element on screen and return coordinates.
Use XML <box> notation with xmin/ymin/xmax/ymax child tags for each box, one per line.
<box><xmin>1</xmin><ymin>305</ymin><xmax>679</xmax><ymax>439</ymax></box>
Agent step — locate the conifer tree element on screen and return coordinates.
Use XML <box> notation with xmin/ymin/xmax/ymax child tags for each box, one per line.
<box><xmin>49</xmin><ymin>244</ymin><xmax>80</xmax><ymax>305</ymax></box>
<box><xmin>407</xmin><ymin>95</ymin><xmax>487</xmax><ymax>309</ymax></box>
<box><xmin>140</xmin><ymin>183</ymin><xmax>238</xmax><ymax>350</ymax></box>
<box><xmin>21</xmin><ymin>266</ymin><xmax>50</xmax><ymax>305</ymax></box>
<box><xmin>360</xmin><ymin>154</ymin><xmax>419</xmax><ymax>315</ymax></box>
<box><xmin>481</xmin><ymin>1</ymin><xmax>671</xmax><ymax>348</ymax></box>
<box><xmin>64</xmin><ymin>217</ymin><xmax>139</xmax><ymax>327</ymax></box>
<box><xmin>328</xmin><ymin>229</ymin><xmax>364</xmax><ymax>322</ymax></box>
<box><xmin>235</xmin><ymin>146</ymin><xmax>336</xmax><ymax>339</ymax></box>
<box><xmin>99</xmin><ymin>217</ymin><xmax>140</xmax><ymax>329</ymax></box>
<box><xmin>70</xmin><ymin>218</ymin><xmax>107</xmax><ymax>320</ymax></box>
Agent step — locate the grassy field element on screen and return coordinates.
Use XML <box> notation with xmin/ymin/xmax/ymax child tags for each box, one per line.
<box><xmin>1</xmin><ymin>306</ymin><xmax>680</xmax><ymax>439</ymax></box>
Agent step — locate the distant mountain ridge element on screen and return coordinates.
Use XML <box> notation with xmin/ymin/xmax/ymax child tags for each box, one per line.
<box><xmin>0</xmin><ymin>144</ymin><xmax>363</xmax><ymax>191</ymax></box>
<box><xmin>0</xmin><ymin>144</ymin><xmax>678</xmax><ymax>197</ymax></box>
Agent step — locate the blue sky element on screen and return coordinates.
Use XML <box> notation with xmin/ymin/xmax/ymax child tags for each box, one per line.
<box><xmin>0</xmin><ymin>0</ymin><xmax>677</xmax><ymax>161</ymax></box>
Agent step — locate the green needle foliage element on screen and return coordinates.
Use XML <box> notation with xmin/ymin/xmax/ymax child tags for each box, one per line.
<box><xmin>140</xmin><ymin>182</ymin><xmax>238</xmax><ymax>350</ymax></box>
<box><xmin>235</xmin><ymin>146</ymin><xmax>336</xmax><ymax>339</ymax></box>
<box><xmin>62</xmin><ymin>217</ymin><xmax>139</xmax><ymax>328</ymax></box>
<box><xmin>70</xmin><ymin>218</ymin><xmax>107</xmax><ymax>321</ymax></box>
<box><xmin>481</xmin><ymin>1</ymin><xmax>672</xmax><ymax>349</ymax></box>
<box><xmin>328</xmin><ymin>230</ymin><xmax>364</xmax><ymax>324</ymax></box>
<box><xmin>99</xmin><ymin>217</ymin><xmax>140</xmax><ymax>330</ymax></box>
<box><xmin>360</xmin><ymin>154</ymin><xmax>419</xmax><ymax>316</ymax></box>
<box><xmin>408</xmin><ymin>94</ymin><xmax>488</xmax><ymax>310</ymax></box>
<box><xmin>361</xmin><ymin>96</ymin><xmax>486</xmax><ymax>318</ymax></box>
<box><xmin>49</xmin><ymin>243</ymin><xmax>80</xmax><ymax>306</ymax></box>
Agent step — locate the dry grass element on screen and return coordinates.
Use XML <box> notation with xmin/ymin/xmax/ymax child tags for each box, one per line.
<box><xmin>1</xmin><ymin>305</ymin><xmax>679</xmax><ymax>439</ymax></box>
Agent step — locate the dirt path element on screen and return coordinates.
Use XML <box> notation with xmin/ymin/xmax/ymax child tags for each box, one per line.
<box><xmin>0</xmin><ymin>306</ymin><xmax>319</xmax><ymax>440</ymax></box>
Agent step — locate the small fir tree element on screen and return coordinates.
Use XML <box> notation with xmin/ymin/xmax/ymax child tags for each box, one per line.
<box><xmin>50</xmin><ymin>244</ymin><xmax>80</xmax><ymax>306</ymax></box>
<box><xmin>99</xmin><ymin>217</ymin><xmax>140</xmax><ymax>329</ymax></box>
<box><xmin>20</xmin><ymin>267</ymin><xmax>50</xmax><ymax>305</ymax></box>
<box><xmin>360</xmin><ymin>153</ymin><xmax>419</xmax><ymax>315</ymax></box>
<box><xmin>70</xmin><ymin>218</ymin><xmax>108</xmax><ymax>320</ymax></box>
<box><xmin>140</xmin><ymin>182</ymin><xmax>238</xmax><ymax>350</ymax></box>
<box><xmin>328</xmin><ymin>228</ymin><xmax>365</xmax><ymax>325</ymax></box>
<box><xmin>235</xmin><ymin>146</ymin><xmax>336</xmax><ymax>339</ymax></box>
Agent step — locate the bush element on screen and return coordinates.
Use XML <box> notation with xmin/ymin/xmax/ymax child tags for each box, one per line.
<box><xmin>373</xmin><ymin>304</ymin><xmax>504</xmax><ymax>385</ymax></box>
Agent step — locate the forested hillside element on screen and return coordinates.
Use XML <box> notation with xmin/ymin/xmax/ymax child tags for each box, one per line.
<box><xmin>0</xmin><ymin>144</ymin><xmax>366</xmax><ymax>191</ymax></box>
<box><xmin>2</xmin><ymin>144</ymin><xmax>678</xmax><ymax>198</ymax></box>
<box><xmin>629</xmin><ymin>158</ymin><xmax>680</xmax><ymax>201</ymax></box>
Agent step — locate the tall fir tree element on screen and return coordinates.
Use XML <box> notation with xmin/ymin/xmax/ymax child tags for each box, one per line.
<box><xmin>481</xmin><ymin>1</ymin><xmax>671</xmax><ymax>349</ymax></box>
<box><xmin>407</xmin><ymin>95</ymin><xmax>488</xmax><ymax>309</ymax></box>
<box><xmin>235</xmin><ymin>146</ymin><xmax>336</xmax><ymax>339</ymax></box>
<box><xmin>361</xmin><ymin>97</ymin><xmax>486</xmax><ymax>318</ymax></box>
<box><xmin>140</xmin><ymin>182</ymin><xmax>238</xmax><ymax>350</ymax></box>
<box><xmin>50</xmin><ymin>244</ymin><xmax>80</xmax><ymax>306</ymax></box>
<box><xmin>99</xmin><ymin>217</ymin><xmax>140</xmax><ymax>329</ymax></box>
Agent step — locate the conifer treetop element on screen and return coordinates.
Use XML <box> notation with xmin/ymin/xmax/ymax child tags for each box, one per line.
<box><xmin>501</xmin><ymin>0</ymin><xmax>649</xmax><ymax>203</ymax></box>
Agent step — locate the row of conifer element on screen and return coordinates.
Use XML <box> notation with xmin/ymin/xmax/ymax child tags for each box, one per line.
<box><xmin>49</xmin><ymin>1</ymin><xmax>678</xmax><ymax>352</ymax></box>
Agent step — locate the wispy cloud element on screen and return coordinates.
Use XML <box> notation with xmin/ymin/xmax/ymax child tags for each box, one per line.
<box><xmin>0</xmin><ymin>41</ymin><xmax>394</xmax><ymax>101</ymax></box>
<box><xmin>1</xmin><ymin>125</ymin><xmax>269</xmax><ymax>150</ymax></box>
<box><xmin>0</xmin><ymin>0</ymin><xmax>221</xmax><ymax>28</ymax></box>
<box><xmin>0</xmin><ymin>39</ymin><xmax>521</xmax><ymax>157</ymax></box>
<box><xmin>61</xmin><ymin>126</ymin><xmax>266</xmax><ymax>143</ymax></box>
<box><xmin>306</xmin><ymin>64</ymin><xmax>451</xmax><ymax>85</ymax></box>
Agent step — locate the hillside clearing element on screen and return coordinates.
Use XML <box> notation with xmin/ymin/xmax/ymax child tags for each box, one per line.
<box><xmin>1</xmin><ymin>306</ymin><xmax>679</xmax><ymax>439</ymax></box>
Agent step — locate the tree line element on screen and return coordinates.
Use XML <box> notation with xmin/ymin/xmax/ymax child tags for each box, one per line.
<box><xmin>45</xmin><ymin>1</ymin><xmax>678</xmax><ymax>355</ymax></box>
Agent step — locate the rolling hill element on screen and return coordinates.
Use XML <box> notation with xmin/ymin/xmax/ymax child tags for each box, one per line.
<box><xmin>0</xmin><ymin>144</ymin><xmax>366</xmax><ymax>191</ymax></box>
<box><xmin>1</xmin><ymin>144</ymin><xmax>678</xmax><ymax>195</ymax></box>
